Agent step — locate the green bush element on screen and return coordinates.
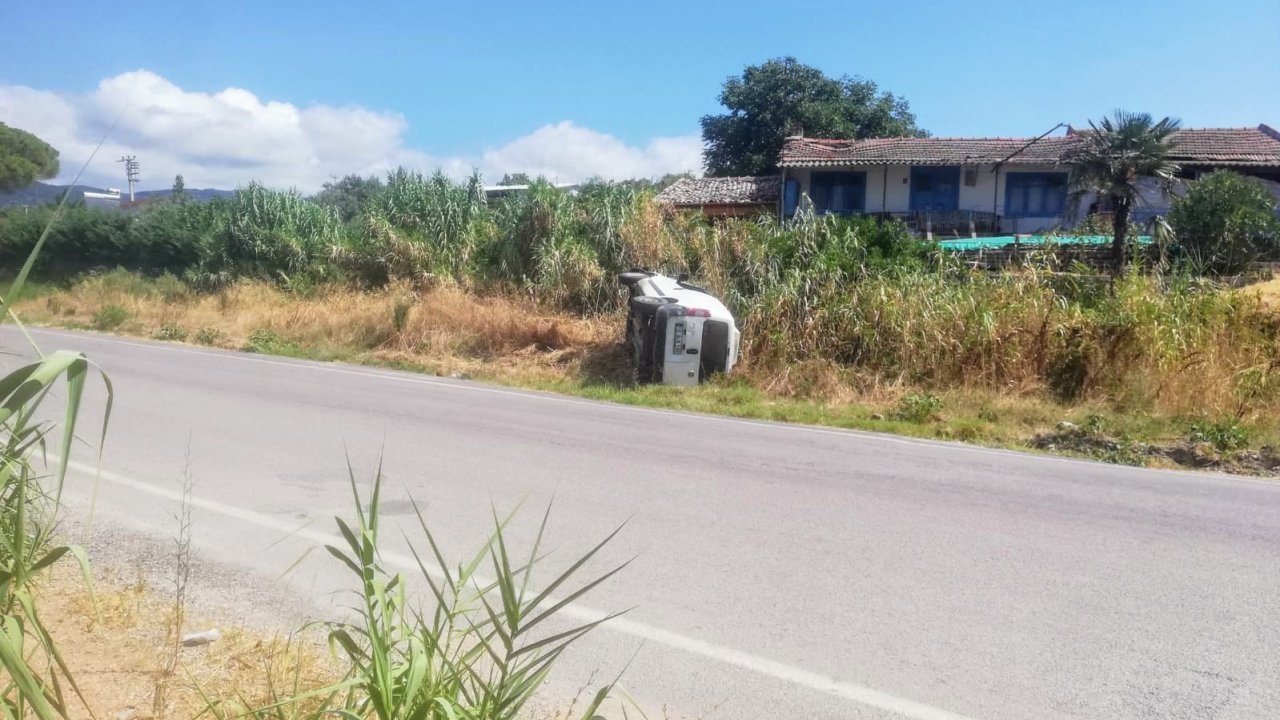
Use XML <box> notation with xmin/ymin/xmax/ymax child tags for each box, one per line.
<box><xmin>1189</xmin><ymin>418</ymin><xmax>1250</xmax><ymax>452</ymax></box>
<box><xmin>893</xmin><ymin>392</ymin><xmax>943</xmax><ymax>423</ymax></box>
<box><xmin>243</xmin><ymin>328</ymin><xmax>299</xmax><ymax>355</ymax></box>
<box><xmin>153</xmin><ymin>323</ymin><xmax>188</xmax><ymax>341</ymax></box>
<box><xmin>150</xmin><ymin>272</ymin><xmax>191</xmax><ymax>303</ymax></box>
<box><xmin>92</xmin><ymin>304</ymin><xmax>128</xmax><ymax>330</ymax></box>
<box><xmin>193</xmin><ymin>327</ymin><xmax>221</xmax><ymax>345</ymax></box>
<box><xmin>1170</xmin><ymin>171</ymin><xmax>1280</xmax><ymax>275</ymax></box>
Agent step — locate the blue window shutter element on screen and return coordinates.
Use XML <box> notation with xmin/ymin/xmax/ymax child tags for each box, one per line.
<box><xmin>1005</xmin><ymin>172</ymin><xmax>1068</xmax><ymax>217</ymax></box>
<box><xmin>783</xmin><ymin>178</ymin><xmax>799</xmax><ymax>217</ymax></box>
<box><xmin>810</xmin><ymin>171</ymin><xmax>866</xmax><ymax>214</ymax></box>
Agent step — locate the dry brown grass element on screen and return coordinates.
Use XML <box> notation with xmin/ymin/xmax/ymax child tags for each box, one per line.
<box><xmin>18</xmin><ymin>274</ymin><xmax>621</xmax><ymax>385</ymax></box>
<box><xmin>1247</xmin><ymin>275</ymin><xmax>1280</xmax><ymax>312</ymax></box>
<box><xmin>35</xmin><ymin>567</ymin><xmax>337</xmax><ymax>720</ymax></box>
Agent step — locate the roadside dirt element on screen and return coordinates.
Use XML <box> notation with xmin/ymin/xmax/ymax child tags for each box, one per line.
<box><xmin>36</xmin><ymin>567</ymin><xmax>335</xmax><ymax>720</ymax></box>
<box><xmin>1031</xmin><ymin>425</ymin><xmax>1280</xmax><ymax>476</ymax></box>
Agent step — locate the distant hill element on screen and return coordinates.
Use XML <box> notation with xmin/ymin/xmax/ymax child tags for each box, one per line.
<box><xmin>0</xmin><ymin>182</ymin><xmax>235</xmax><ymax>208</ymax></box>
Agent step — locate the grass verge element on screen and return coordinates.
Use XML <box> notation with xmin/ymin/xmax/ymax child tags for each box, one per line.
<box><xmin>12</xmin><ymin>270</ymin><xmax>1280</xmax><ymax>476</ymax></box>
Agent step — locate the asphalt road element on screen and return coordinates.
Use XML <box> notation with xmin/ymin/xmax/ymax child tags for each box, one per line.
<box><xmin>4</xmin><ymin>325</ymin><xmax>1280</xmax><ymax>720</ymax></box>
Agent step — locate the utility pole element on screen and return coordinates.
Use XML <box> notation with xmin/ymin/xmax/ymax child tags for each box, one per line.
<box><xmin>118</xmin><ymin>156</ymin><xmax>140</xmax><ymax>201</ymax></box>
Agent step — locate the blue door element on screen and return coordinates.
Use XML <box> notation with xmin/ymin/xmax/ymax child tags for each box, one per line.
<box><xmin>910</xmin><ymin>167</ymin><xmax>960</xmax><ymax>212</ymax></box>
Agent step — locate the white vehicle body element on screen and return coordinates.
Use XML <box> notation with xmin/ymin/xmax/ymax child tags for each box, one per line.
<box><xmin>618</xmin><ymin>271</ymin><xmax>741</xmax><ymax>386</ymax></box>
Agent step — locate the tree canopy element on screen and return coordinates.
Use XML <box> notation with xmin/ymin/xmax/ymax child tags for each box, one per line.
<box><xmin>700</xmin><ymin>57</ymin><xmax>925</xmax><ymax>177</ymax></box>
<box><xmin>313</xmin><ymin>174</ymin><xmax>384</xmax><ymax>223</ymax></box>
<box><xmin>0</xmin><ymin>123</ymin><xmax>60</xmax><ymax>193</ymax></box>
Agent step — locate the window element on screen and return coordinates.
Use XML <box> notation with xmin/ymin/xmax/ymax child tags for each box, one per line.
<box><xmin>1005</xmin><ymin>172</ymin><xmax>1067</xmax><ymax>217</ymax></box>
<box><xmin>809</xmin><ymin>171</ymin><xmax>866</xmax><ymax>215</ymax></box>
<box><xmin>783</xmin><ymin>178</ymin><xmax>799</xmax><ymax>217</ymax></box>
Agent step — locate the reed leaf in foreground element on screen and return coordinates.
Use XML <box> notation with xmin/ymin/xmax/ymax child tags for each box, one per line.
<box><xmin>0</xmin><ymin>136</ymin><xmax>112</xmax><ymax>719</ymax></box>
<box><xmin>208</xmin><ymin>465</ymin><xmax>629</xmax><ymax>720</ymax></box>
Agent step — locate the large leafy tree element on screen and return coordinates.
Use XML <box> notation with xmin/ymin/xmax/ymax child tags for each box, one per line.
<box><xmin>0</xmin><ymin>123</ymin><xmax>59</xmax><ymax>192</ymax></box>
<box><xmin>313</xmin><ymin>174</ymin><xmax>384</xmax><ymax>223</ymax></box>
<box><xmin>701</xmin><ymin>57</ymin><xmax>925</xmax><ymax>176</ymax></box>
<box><xmin>1065</xmin><ymin>110</ymin><xmax>1181</xmax><ymax>273</ymax></box>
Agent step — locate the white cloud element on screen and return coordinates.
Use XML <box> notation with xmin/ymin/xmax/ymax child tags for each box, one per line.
<box><xmin>0</xmin><ymin>70</ymin><xmax>702</xmax><ymax>193</ymax></box>
<box><xmin>478</xmin><ymin>122</ymin><xmax>704</xmax><ymax>184</ymax></box>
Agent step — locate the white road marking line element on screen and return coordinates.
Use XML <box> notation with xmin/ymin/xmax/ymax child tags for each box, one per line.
<box><xmin>19</xmin><ymin>325</ymin><xmax>1263</xmax><ymax>484</ymax></box>
<box><xmin>64</xmin><ymin>457</ymin><xmax>980</xmax><ymax>720</ymax></box>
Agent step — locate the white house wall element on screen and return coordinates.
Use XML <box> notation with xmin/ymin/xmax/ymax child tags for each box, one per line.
<box><xmin>790</xmin><ymin>163</ymin><xmax>1083</xmax><ymax>233</ymax></box>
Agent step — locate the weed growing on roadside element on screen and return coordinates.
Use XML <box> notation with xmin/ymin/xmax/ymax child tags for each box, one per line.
<box><xmin>894</xmin><ymin>392</ymin><xmax>944</xmax><ymax>423</ymax></box>
<box><xmin>194</xmin><ymin>327</ymin><xmax>221</xmax><ymax>345</ymax></box>
<box><xmin>392</xmin><ymin>295</ymin><xmax>413</xmax><ymax>333</ymax></box>
<box><xmin>1189</xmin><ymin>418</ymin><xmax>1250</xmax><ymax>452</ymax></box>
<box><xmin>92</xmin><ymin>303</ymin><xmax>128</xmax><ymax>330</ymax></box>
<box><xmin>244</xmin><ymin>329</ymin><xmax>300</xmax><ymax>355</ymax></box>
<box><xmin>153</xmin><ymin>323</ymin><xmax>188</xmax><ymax>342</ymax></box>
<box><xmin>153</xmin><ymin>447</ymin><xmax>196</xmax><ymax>719</ymax></box>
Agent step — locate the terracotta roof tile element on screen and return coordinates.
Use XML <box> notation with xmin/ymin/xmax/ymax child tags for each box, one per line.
<box><xmin>779</xmin><ymin>136</ymin><xmax>1076</xmax><ymax>167</ymax></box>
<box><xmin>779</xmin><ymin>125</ymin><xmax>1280</xmax><ymax>168</ymax></box>
<box><xmin>655</xmin><ymin>176</ymin><xmax>780</xmax><ymax>205</ymax></box>
<box><xmin>1163</xmin><ymin>126</ymin><xmax>1280</xmax><ymax>166</ymax></box>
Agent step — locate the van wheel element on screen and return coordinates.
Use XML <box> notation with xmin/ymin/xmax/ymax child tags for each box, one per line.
<box><xmin>617</xmin><ymin>271</ymin><xmax>650</xmax><ymax>286</ymax></box>
<box><xmin>629</xmin><ymin>295</ymin><xmax>672</xmax><ymax>317</ymax></box>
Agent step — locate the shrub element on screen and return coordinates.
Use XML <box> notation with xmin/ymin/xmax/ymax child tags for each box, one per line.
<box><xmin>92</xmin><ymin>304</ymin><xmax>128</xmax><ymax>330</ymax></box>
<box><xmin>1170</xmin><ymin>171</ymin><xmax>1280</xmax><ymax>275</ymax></box>
<box><xmin>151</xmin><ymin>272</ymin><xmax>191</xmax><ymax>303</ymax></box>
<box><xmin>1073</xmin><ymin>212</ymin><xmax>1115</xmax><ymax>236</ymax></box>
<box><xmin>893</xmin><ymin>392</ymin><xmax>943</xmax><ymax>423</ymax></box>
<box><xmin>392</xmin><ymin>295</ymin><xmax>413</xmax><ymax>333</ymax></box>
<box><xmin>243</xmin><ymin>328</ymin><xmax>299</xmax><ymax>355</ymax></box>
<box><xmin>193</xmin><ymin>327</ymin><xmax>221</xmax><ymax>345</ymax></box>
<box><xmin>1189</xmin><ymin>418</ymin><xmax>1250</xmax><ymax>452</ymax></box>
<box><xmin>153</xmin><ymin>323</ymin><xmax>188</xmax><ymax>341</ymax></box>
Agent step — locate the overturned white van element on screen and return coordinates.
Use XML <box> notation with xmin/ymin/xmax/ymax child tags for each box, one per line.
<box><xmin>617</xmin><ymin>271</ymin><xmax>740</xmax><ymax>386</ymax></box>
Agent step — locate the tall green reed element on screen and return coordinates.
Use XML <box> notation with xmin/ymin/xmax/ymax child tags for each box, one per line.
<box><xmin>204</xmin><ymin>465</ymin><xmax>629</xmax><ymax>720</ymax></box>
<box><xmin>0</xmin><ymin>143</ymin><xmax>111</xmax><ymax>720</ymax></box>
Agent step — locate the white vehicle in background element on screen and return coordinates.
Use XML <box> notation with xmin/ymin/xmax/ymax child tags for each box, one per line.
<box><xmin>617</xmin><ymin>270</ymin><xmax>740</xmax><ymax>386</ymax></box>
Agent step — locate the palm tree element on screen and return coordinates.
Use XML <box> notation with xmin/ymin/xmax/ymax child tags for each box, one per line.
<box><xmin>1065</xmin><ymin>111</ymin><xmax>1181</xmax><ymax>274</ymax></box>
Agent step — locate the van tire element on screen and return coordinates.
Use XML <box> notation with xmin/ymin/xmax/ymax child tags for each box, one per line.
<box><xmin>617</xmin><ymin>271</ymin><xmax>650</xmax><ymax>286</ymax></box>
<box><xmin>629</xmin><ymin>295</ymin><xmax>673</xmax><ymax>316</ymax></box>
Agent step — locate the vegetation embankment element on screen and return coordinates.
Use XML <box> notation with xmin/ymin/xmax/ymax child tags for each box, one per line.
<box><xmin>2</xmin><ymin>189</ymin><xmax>630</xmax><ymax>720</ymax></box>
<box><xmin>6</xmin><ymin>167</ymin><xmax>1280</xmax><ymax>472</ymax></box>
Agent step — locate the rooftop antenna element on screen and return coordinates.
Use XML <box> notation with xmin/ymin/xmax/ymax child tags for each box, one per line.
<box><xmin>118</xmin><ymin>156</ymin><xmax>139</xmax><ymax>201</ymax></box>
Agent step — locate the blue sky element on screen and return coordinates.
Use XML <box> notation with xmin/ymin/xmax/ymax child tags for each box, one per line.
<box><xmin>2</xmin><ymin>0</ymin><xmax>1278</xmax><ymax>190</ymax></box>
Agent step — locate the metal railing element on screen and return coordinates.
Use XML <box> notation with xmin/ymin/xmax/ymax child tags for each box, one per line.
<box><xmin>857</xmin><ymin>210</ymin><xmax>1002</xmax><ymax>237</ymax></box>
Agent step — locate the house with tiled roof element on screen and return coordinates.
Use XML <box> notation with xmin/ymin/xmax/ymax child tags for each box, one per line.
<box><xmin>655</xmin><ymin>175</ymin><xmax>780</xmax><ymax>218</ymax></box>
<box><xmin>778</xmin><ymin>124</ymin><xmax>1280</xmax><ymax>235</ymax></box>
